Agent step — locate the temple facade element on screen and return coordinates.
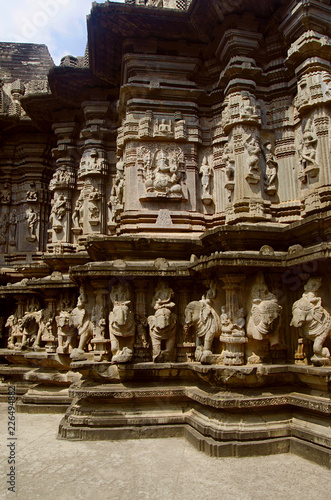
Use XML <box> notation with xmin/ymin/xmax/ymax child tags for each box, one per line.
<box><xmin>0</xmin><ymin>0</ymin><xmax>330</xmax><ymax>466</ymax></box>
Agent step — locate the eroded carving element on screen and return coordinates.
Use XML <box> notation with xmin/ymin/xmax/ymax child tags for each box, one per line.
<box><xmin>148</xmin><ymin>281</ymin><xmax>177</xmax><ymax>362</ymax></box>
<box><xmin>298</xmin><ymin>121</ymin><xmax>319</xmax><ymax>183</ymax></box>
<box><xmin>69</xmin><ymin>288</ymin><xmax>93</xmax><ymax>360</ymax></box>
<box><xmin>184</xmin><ymin>293</ymin><xmax>221</xmax><ymax>364</ymax></box>
<box><xmin>246</xmin><ymin>274</ymin><xmax>282</xmax><ymax>364</ymax></box>
<box><xmin>291</xmin><ymin>278</ymin><xmax>331</xmax><ymax>366</ymax></box>
<box><xmin>6</xmin><ymin>314</ymin><xmax>23</xmax><ymax>350</ymax></box>
<box><xmin>25</xmin><ymin>207</ymin><xmax>38</xmax><ymax>242</ymax></box>
<box><xmin>223</xmin><ymin>144</ymin><xmax>235</xmax><ymax>202</ymax></box>
<box><xmin>263</xmin><ymin>142</ymin><xmax>278</xmax><ymax>195</ymax></box>
<box><xmin>245</xmin><ymin>135</ymin><xmax>261</xmax><ymax>184</ymax></box>
<box><xmin>50</xmin><ymin>193</ymin><xmax>67</xmax><ymax>232</ymax></box>
<box><xmin>109</xmin><ymin>282</ymin><xmax>135</xmax><ymax>363</ymax></box>
<box><xmin>78</xmin><ymin>148</ymin><xmax>108</xmax><ymax>178</ymax></box>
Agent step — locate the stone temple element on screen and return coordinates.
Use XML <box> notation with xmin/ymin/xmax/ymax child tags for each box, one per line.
<box><xmin>0</xmin><ymin>0</ymin><xmax>330</xmax><ymax>467</ymax></box>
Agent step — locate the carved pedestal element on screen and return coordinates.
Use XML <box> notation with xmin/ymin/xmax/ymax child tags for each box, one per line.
<box><xmin>220</xmin><ymin>335</ymin><xmax>248</xmax><ymax>365</ymax></box>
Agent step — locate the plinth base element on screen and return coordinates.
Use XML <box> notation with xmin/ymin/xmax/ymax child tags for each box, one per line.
<box><xmin>59</xmin><ymin>377</ymin><xmax>331</xmax><ymax>468</ymax></box>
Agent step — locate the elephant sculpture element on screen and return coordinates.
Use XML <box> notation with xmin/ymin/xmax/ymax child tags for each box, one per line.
<box><xmin>148</xmin><ymin>302</ymin><xmax>177</xmax><ymax>362</ymax></box>
<box><xmin>109</xmin><ymin>300</ymin><xmax>135</xmax><ymax>363</ymax></box>
<box><xmin>18</xmin><ymin>312</ymin><xmax>40</xmax><ymax>350</ymax></box>
<box><xmin>291</xmin><ymin>293</ymin><xmax>331</xmax><ymax>364</ymax></box>
<box><xmin>184</xmin><ymin>299</ymin><xmax>222</xmax><ymax>364</ymax></box>
<box><xmin>69</xmin><ymin>291</ymin><xmax>93</xmax><ymax>360</ymax></box>
<box><xmin>55</xmin><ymin>311</ymin><xmax>78</xmax><ymax>354</ymax></box>
<box><xmin>247</xmin><ymin>298</ymin><xmax>282</xmax><ymax>343</ymax></box>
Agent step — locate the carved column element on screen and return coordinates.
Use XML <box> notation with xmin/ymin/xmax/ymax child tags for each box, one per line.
<box><xmin>176</xmin><ymin>280</ymin><xmax>195</xmax><ymax>362</ymax></box>
<box><xmin>48</xmin><ymin>122</ymin><xmax>78</xmax><ymax>252</ymax></box>
<box><xmin>91</xmin><ymin>281</ymin><xmax>110</xmax><ymax>362</ymax></box>
<box><xmin>42</xmin><ymin>295</ymin><xmax>57</xmax><ymax>353</ymax></box>
<box><xmin>219</xmin><ymin>275</ymin><xmax>247</xmax><ymax>365</ymax></box>
<box><xmin>77</xmin><ymin>102</ymin><xmax>110</xmax><ymax>239</ymax></box>
<box><xmin>216</xmin><ymin>29</ymin><xmax>273</xmax><ymax>223</ymax></box>
<box><xmin>0</xmin><ymin>181</ymin><xmax>11</xmax><ymax>253</ymax></box>
<box><xmin>286</xmin><ymin>32</ymin><xmax>331</xmax><ymax>217</ymax></box>
<box><xmin>134</xmin><ymin>280</ymin><xmax>150</xmax><ymax>362</ymax></box>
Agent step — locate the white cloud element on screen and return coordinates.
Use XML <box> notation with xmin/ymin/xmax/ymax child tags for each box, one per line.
<box><xmin>0</xmin><ymin>0</ymin><xmax>125</xmax><ymax>65</ymax></box>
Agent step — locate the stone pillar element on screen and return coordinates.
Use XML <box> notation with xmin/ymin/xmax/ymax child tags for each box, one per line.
<box><xmin>42</xmin><ymin>296</ymin><xmax>57</xmax><ymax>353</ymax></box>
<box><xmin>48</xmin><ymin>121</ymin><xmax>78</xmax><ymax>252</ymax></box>
<box><xmin>286</xmin><ymin>32</ymin><xmax>331</xmax><ymax>217</ymax></box>
<box><xmin>77</xmin><ymin>102</ymin><xmax>110</xmax><ymax>240</ymax></box>
<box><xmin>91</xmin><ymin>281</ymin><xmax>110</xmax><ymax>361</ymax></box>
<box><xmin>219</xmin><ymin>275</ymin><xmax>247</xmax><ymax>365</ymax></box>
<box><xmin>134</xmin><ymin>280</ymin><xmax>150</xmax><ymax>362</ymax></box>
<box><xmin>216</xmin><ymin>29</ymin><xmax>273</xmax><ymax>223</ymax></box>
<box><xmin>177</xmin><ymin>280</ymin><xmax>195</xmax><ymax>362</ymax></box>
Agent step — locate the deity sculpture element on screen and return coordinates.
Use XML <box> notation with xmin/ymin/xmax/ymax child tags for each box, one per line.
<box><xmin>239</xmin><ymin>92</ymin><xmax>260</xmax><ymax>121</ymax></box>
<box><xmin>0</xmin><ymin>213</ymin><xmax>8</xmax><ymax>244</ymax></box>
<box><xmin>199</xmin><ymin>157</ymin><xmax>213</xmax><ymax>204</ymax></box>
<box><xmin>291</xmin><ymin>278</ymin><xmax>331</xmax><ymax>365</ymax></box>
<box><xmin>220</xmin><ymin>306</ymin><xmax>246</xmax><ymax>337</ymax></box>
<box><xmin>25</xmin><ymin>207</ymin><xmax>38</xmax><ymax>241</ymax></box>
<box><xmin>50</xmin><ymin>194</ymin><xmax>66</xmax><ymax>231</ymax></box>
<box><xmin>298</xmin><ymin>122</ymin><xmax>319</xmax><ymax>182</ymax></box>
<box><xmin>109</xmin><ymin>283</ymin><xmax>136</xmax><ymax>363</ymax></box>
<box><xmin>245</xmin><ymin>135</ymin><xmax>261</xmax><ymax>184</ymax></box>
<box><xmin>263</xmin><ymin>142</ymin><xmax>278</xmax><ymax>195</ymax></box>
<box><xmin>145</xmin><ymin>149</ymin><xmax>183</xmax><ymax>197</ymax></box>
<box><xmin>109</xmin><ymin>156</ymin><xmax>125</xmax><ymax>224</ymax></box>
<box><xmin>8</xmin><ymin>210</ymin><xmax>17</xmax><ymax>243</ymax></box>
<box><xmin>0</xmin><ymin>183</ymin><xmax>11</xmax><ymax>204</ymax></box>
<box><xmin>148</xmin><ymin>281</ymin><xmax>177</xmax><ymax>362</ymax></box>
<box><xmin>26</xmin><ymin>190</ymin><xmax>38</xmax><ymax>202</ymax></box>
<box><xmin>78</xmin><ymin>148</ymin><xmax>107</xmax><ymax>177</ymax></box>
<box><xmin>88</xmin><ymin>188</ymin><xmax>101</xmax><ymax>224</ymax></box>
<box><xmin>295</xmin><ymin>76</ymin><xmax>310</xmax><ymax>109</ymax></box>
<box><xmin>6</xmin><ymin>314</ymin><xmax>23</xmax><ymax>350</ymax></box>
<box><xmin>50</xmin><ymin>167</ymin><xmax>75</xmax><ymax>190</ymax></box>
<box><xmin>154</xmin><ymin>118</ymin><xmax>173</xmax><ymax>137</ymax></box>
<box><xmin>72</xmin><ymin>191</ymin><xmax>84</xmax><ymax>229</ymax></box>
<box><xmin>223</xmin><ymin>144</ymin><xmax>235</xmax><ymax>202</ymax></box>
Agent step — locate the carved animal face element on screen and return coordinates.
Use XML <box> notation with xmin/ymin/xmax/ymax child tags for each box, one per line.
<box><xmin>184</xmin><ymin>302</ymin><xmax>201</xmax><ymax>327</ymax></box>
<box><xmin>259</xmin><ymin>302</ymin><xmax>281</xmax><ymax>328</ymax></box>
<box><xmin>290</xmin><ymin>300</ymin><xmax>313</xmax><ymax>328</ymax></box>
<box><xmin>154</xmin><ymin>307</ymin><xmax>173</xmax><ymax>331</ymax></box>
<box><xmin>112</xmin><ymin>302</ymin><xmax>131</xmax><ymax>327</ymax></box>
<box><xmin>56</xmin><ymin>313</ymin><xmax>70</xmax><ymax>329</ymax></box>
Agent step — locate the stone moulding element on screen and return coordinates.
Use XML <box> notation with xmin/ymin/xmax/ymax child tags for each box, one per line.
<box><xmin>58</xmin><ymin>374</ymin><xmax>331</xmax><ymax>467</ymax></box>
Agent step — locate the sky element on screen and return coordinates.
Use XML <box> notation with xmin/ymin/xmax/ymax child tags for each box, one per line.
<box><xmin>0</xmin><ymin>0</ymin><xmax>125</xmax><ymax>65</ymax></box>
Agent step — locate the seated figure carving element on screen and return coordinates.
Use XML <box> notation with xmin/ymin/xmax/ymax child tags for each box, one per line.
<box><xmin>6</xmin><ymin>314</ymin><xmax>23</xmax><ymax>350</ymax></box>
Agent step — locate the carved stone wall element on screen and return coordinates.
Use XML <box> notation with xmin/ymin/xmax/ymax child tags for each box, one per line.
<box><xmin>0</xmin><ymin>0</ymin><xmax>331</xmax><ymax>463</ymax></box>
